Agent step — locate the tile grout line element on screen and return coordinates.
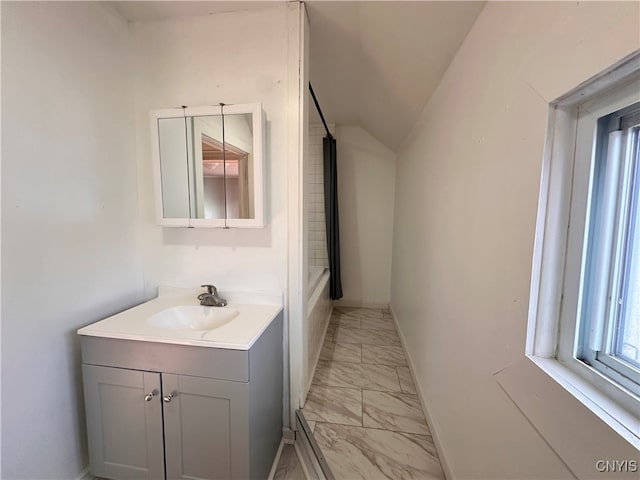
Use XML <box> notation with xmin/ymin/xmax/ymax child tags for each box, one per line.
<box><xmin>360</xmin><ymin>336</ymin><xmax>364</xmax><ymax>427</ymax></box>
<box><xmin>317</xmin><ymin>422</ymin><xmax>438</xmax><ymax>440</ymax></box>
<box><xmin>397</xmin><ymin>366</ymin><xmax>405</xmax><ymax>393</ymax></box>
<box><xmin>303</xmin><ymin>419</ymin><xmax>363</xmax><ymax>429</ymax></box>
<box><xmin>360</xmin><ymin>386</ymin><xmax>364</xmax><ymax>427</ymax></box>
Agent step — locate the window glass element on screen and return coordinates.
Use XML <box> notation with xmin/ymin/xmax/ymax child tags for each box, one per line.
<box><xmin>614</xmin><ymin>126</ymin><xmax>639</xmax><ymax>369</ymax></box>
<box><xmin>578</xmin><ymin>103</ymin><xmax>640</xmax><ymax>395</ymax></box>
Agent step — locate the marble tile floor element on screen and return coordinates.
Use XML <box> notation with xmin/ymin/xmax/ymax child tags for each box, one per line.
<box><xmin>300</xmin><ymin>306</ymin><xmax>445</xmax><ymax>480</ymax></box>
<box><xmin>273</xmin><ymin>443</ymin><xmax>306</xmax><ymax>480</ymax></box>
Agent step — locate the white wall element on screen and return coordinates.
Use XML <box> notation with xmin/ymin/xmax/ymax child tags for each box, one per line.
<box><xmin>391</xmin><ymin>2</ymin><xmax>639</xmax><ymax>479</ymax></box>
<box><xmin>131</xmin><ymin>5</ymin><xmax>290</xmax><ymax>295</ymax></box>
<box><xmin>336</xmin><ymin>125</ymin><xmax>395</xmax><ymax>306</ymax></box>
<box><xmin>1</xmin><ymin>3</ymin><xmax>144</xmax><ymax>478</ymax></box>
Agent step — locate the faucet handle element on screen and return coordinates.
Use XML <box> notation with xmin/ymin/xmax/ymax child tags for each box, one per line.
<box><xmin>201</xmin><ymin>284</ymin><xmax>216</xmax><ymax>294</ymax></box>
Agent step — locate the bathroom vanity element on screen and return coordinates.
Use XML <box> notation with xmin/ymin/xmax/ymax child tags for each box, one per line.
<box><xmin>78</xmin><ymin>288</ymin><xmax>283</xmax><ymax>480</ymax></box>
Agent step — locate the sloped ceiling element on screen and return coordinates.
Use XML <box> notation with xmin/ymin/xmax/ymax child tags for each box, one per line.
<box><xmin>109</xmin><ymin>1</ymin><xmax>275</xmax><ymax>21</ymax></box>
<box><xmin>111</xmin><ymin>1</ymin><xmax>485</xmax><ymax>151</ymax></box>
<box><xmin>306</xmin><ymin>1</ymin><xmax>485</xmax><ymax>150</ymax></box>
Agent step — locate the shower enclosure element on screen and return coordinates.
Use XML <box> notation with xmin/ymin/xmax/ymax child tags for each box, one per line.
<box><xmin>303</xmin><ymin>122</ymin><xmax>334</xmax><ymax>400</ymax></box>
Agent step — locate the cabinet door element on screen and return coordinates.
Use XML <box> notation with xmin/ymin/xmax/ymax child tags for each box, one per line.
<box><xmin>162</xmin><ymin>374</ymin><xmax>249</xmax><ymax>480</ymax></box>
<box><xmin>82</xmin><ymin>365</ymin><xmax>165</xmax><ymax>479</ymax></box>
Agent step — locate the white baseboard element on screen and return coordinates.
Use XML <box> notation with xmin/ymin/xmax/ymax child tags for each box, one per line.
<box><xmin>389</xmin><ymin>305</ymin><xmax>454</xmax><ymax>480</ymax></box>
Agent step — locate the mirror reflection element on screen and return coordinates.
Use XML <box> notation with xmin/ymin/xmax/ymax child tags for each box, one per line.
<box><xmin>156</xmin><ymin>112</ymin><xmax>255</xmax><ymax>221</ymax></box>
<box><xmin>193</xmin><ymin>114</ymin><xmax>254</xmax><ymax>220</ymax></box>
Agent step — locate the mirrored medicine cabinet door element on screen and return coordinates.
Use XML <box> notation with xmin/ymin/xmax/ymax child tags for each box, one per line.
<box><xmin>150</xmin><ymin>104</ymin><xmax>265</xmax><ymax>228</ymax></box>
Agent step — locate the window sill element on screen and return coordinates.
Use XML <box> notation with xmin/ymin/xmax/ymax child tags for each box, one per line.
<box><xmin>526</xmin><ymin>355</ymin><xmax>639</xmax><ymax>450</ymax></box>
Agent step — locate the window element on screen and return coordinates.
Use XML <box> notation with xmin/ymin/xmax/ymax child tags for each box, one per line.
<box><xmin>575</xmin><ymin>101</ymin><xmax>640</xmax><ymax>397</ymax></box>
<box><xmin>527</xmin><ymin>52</ymin><xmax>640</xmax><ymax>444</ymax></box>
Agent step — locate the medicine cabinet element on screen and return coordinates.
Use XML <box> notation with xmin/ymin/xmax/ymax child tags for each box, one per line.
<box><xmin>150</xmin><ymin>104</ymin><xmax>265</xmax><ymax>228</ymax></box>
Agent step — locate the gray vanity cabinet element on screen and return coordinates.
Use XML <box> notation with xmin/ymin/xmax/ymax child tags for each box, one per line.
<box><xmin>82</xmin><ymin>365</ymin><xmax>165</xmax><ymax>479</ymax></box>
<box><xmin>80</xmin><ymin>313</ymin><xmax>283</xmax><ymax>480</ymax></box>
<box><xmin>162</xmin><ymin>374</ymin><xmax>249</xmax><ymax>480</ymax></box>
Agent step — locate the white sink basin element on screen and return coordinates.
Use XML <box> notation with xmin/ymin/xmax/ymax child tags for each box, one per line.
<box><xmin>147</xmin><ymin>306</ymin><xmax>239</xmax><ymax>331</ymax></box>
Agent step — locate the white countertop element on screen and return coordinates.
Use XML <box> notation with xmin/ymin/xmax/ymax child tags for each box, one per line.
<box><xmin>77</xmin><ymin>287</ymin><xmax>283</xmax><ymax>350</ymax></box>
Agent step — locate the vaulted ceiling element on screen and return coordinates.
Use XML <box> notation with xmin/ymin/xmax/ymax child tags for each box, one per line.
<box><xmin>306</xmin><ymin>1</ymin><xmax>484</xmax><ymax>150</ymax></box>
<box><xmin>110</xmin><ymin>1</ymin><xmax>273</xmax><ymax>21</ymax></box>
<box><xmin>111</xmin><ymin>1</ymin><xmax>485</xmax><ymax>151</ymax></box>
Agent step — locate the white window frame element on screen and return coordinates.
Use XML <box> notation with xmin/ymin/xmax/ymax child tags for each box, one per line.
<box><xmin>526</xmin><ymin>50</ymin><xmax>640</xmax><ymax>449</ymax></box>
<box><xmin>571</xmin><ymin>99</ymin><xmax>640</xmax><ymax>396</ymax></box>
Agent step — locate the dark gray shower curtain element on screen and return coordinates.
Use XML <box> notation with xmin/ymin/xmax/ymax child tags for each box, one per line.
<box><xmin>323</xmin><ymin>135</ymin><xmax>343</xmax><ymax>300</ymax></box>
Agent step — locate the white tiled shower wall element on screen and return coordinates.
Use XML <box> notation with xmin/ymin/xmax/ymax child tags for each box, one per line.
<box><xmin>308</xmin><ymin>123</ymin><xmax>335</xmax><ymax>268</ymax></box>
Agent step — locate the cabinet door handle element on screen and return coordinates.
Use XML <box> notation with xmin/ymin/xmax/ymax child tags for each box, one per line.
<box><xmin>144</xmin><ymin>390</ymin><xmax>157</xmax><ymax>402</ymax></box>
<box><xmin>163</xmin><ymin>393</ymin><xmax>175</xmax><ymax>403</ymax></box>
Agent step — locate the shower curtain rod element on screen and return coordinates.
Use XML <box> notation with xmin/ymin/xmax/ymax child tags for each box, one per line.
<box><xmin>309</xmin><ymin>82</ymin><xmax>332</xmax><ymax>138</ymax></box>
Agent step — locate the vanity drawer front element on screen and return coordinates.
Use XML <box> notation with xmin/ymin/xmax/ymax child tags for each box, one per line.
<box><xmin>81</xmin><ymin>336</ymin><xmax>249</xmax><ymax>382</ymax></box>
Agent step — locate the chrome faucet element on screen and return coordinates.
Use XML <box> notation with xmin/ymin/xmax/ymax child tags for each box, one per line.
<box><xmin>198</xmin><ymin>285</ymin><xmax>227</xmax><ymax>307</ymax></box>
